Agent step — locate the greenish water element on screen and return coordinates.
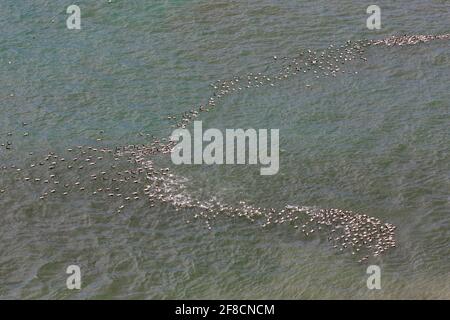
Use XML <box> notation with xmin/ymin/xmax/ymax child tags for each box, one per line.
<box><xmin>0</xmin><ymin>0</ymin><xmax>449</xmax><ymax>299</ymax></box>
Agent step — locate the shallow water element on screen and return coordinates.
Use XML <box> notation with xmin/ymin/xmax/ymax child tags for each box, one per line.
<box><xmin>0</xmin><ymin>0</ymin><xmax>449</xmax><ymax>299</ymax></box>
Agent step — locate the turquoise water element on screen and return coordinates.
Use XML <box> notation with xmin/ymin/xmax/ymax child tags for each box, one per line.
<box><xmin>0</xmin><ymin>0</ymin><xmax>449</xmax><ymax>299</ymax></box>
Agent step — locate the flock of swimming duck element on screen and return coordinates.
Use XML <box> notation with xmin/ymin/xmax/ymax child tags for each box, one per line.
<box><xmin>1</xmin><ymin>34</ymin><xmax>448</xmax><ymax>263</ymax></box>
